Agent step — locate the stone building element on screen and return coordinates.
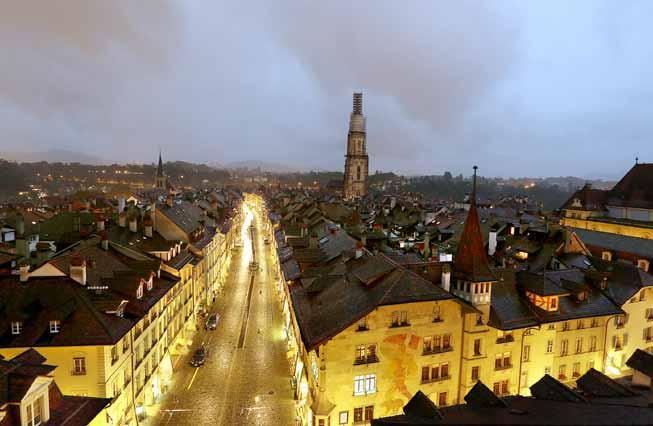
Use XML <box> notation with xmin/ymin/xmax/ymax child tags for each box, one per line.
<box><xmin>343</xmin><ymin>93</ymin><xmax>369</xmax><ymax>199</ymax></box>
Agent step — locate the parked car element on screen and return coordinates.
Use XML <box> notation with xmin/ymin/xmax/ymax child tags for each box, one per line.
<box><xmin>206</xmin><ymin>313</ymin><xmax>219</xmax><ymax>330</ymax></box>
<box><xmin>190</xmin><ymin>346</ymin><xmax>207</xmax><ymax>367</ymax></box>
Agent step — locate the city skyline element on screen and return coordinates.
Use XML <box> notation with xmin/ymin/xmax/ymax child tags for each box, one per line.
<box><xmin>0</xmin><ymin>2</ymin><xmax>652</xmax><ymax>178</ymax></box>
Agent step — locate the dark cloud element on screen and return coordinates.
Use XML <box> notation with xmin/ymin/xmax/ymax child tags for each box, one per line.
<box><xmin>0</xmin><ymin>1</ymin><xmax>651</xmax><ymax>177</ymax></box>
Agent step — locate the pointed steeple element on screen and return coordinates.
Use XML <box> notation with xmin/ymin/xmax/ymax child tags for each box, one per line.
<box><xmin>454</xmin><ymin>166</ymin><xmax>495</xmax><ymax>282</ymax></box>
<box><xmin>156</xmin><ymin>150</ymin><xmax>164</xmax><ymax>178</ymax></box>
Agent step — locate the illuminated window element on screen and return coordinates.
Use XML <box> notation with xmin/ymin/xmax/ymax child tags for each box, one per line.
<box><xmin>49</xmin><ymin>320</ymin><xmax>61</xmax><ymax>333</ymax></box>
<box><xmin>11</xmin><ymin>321</ymin><xmax>22</xmax><ymax>335</ymax></box>
<box><xmin>471</xmin><ymin>366</ymin><xmax>480</xmax><ymax>381</ymax></box>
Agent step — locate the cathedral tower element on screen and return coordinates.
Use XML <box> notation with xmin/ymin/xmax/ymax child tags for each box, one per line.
<box><xmin>343</xmin><ymin>92</ymin><xmax>369</xmax><ymax>199</ymax></box>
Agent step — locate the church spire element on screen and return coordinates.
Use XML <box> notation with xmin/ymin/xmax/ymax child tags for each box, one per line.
<box><xmin>454</xmin><ymin>166</ymin><xmax>494</xmax><ymax>283</ymax></box>
<box><xmin>156</xmin><ymin>150</ymin><xmax>164</xmax><ymax>178</ymax></box>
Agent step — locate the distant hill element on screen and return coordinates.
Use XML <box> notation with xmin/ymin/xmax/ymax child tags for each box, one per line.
<box><xmin>223</xmin><ymin>160</ymin><xmax>309</xmax><ymax>173</ymax></box>
<box><xmin>0</xmin><ymin>149</ymin><xmax>106</xmax><ymax>165</ymax></box>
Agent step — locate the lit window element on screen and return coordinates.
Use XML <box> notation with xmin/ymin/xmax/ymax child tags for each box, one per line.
<box><xmin>25</xmin><ymin>395</ymin><xmax>43</xmax><ymax>426</ymax></box>
<box><xmin>353</xmin><ymin>374</ymin><xmax>377</xmax><ymax>396</ymax></box>
<box><xmin>73</xmin><ymin>357</ymin><xmax>86</xmax><ymax>375</ymax></box>
<box><xmin>137</xmin><ymin>284</ymin><xmax>143</xmax><ymax>299</ymax></box>
<box><xmin>11</xmin><ymin>321</ymin><xmax>22</xmax><ymax>335</ymax></box>
<box><xmin>49</xmin><ymin>320</ymin><xmax>61</xmax><ymax>333</ymax></box>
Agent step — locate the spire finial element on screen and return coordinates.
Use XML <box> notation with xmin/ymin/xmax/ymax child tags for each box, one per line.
<box><xmin>636</xmin><ymin>156</ymin><xmax>639</xmax><ymax>164</ymax></box>
<box><xmin>471</xmin><ymin>165</ymin><xmax>478</xmax><ymax>205</ymax></box>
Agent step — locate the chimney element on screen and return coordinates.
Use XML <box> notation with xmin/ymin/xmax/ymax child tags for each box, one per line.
<box><xmin>118</xmin><ymin>197</ymin><xmax>126</xmax><ymax>213</ymax></box>
<box><xmin>166</xmin><ymin>194</ymin><xmax>174</xmax><ymax>208</ymax></box>
<box><xmin>118</xmin><ymin>212</ymin><xmax>126</xmax><ymax>228</ymax></box>
<box><xmin>70</xmin><ymin>255</ymin><xmax>87</xmax><ymax>285</ymax></box>
<box><xmin>488</xmin><ymin>228</ymin><xmax>497</xmax><ymax>256</ymax></box>
<box><xmin>309</xmin><ymin>233</ymin><xmax>319</xmax><ymax>249</ymax></box>
<box><xmin>144</xmin><ymin>215</ymin><xmax>153</xmax><ymax>237</ymax></box>
<box><xmin>19</xmin><ymin>264</ymin><xmax>30</xmax><ymax>283</ymax></box>
<box><xmin>441</xmin><ymin>263</ymin><xmax>451</xmax><ymax>292</ymax></box>
<box><xmin>15</xmin><ymin>212</ymin><xmax>25</xmax><ymax>237</ymax></box>
<box><xmin>424</xmin><ymin>231</ymin><xmax>431</xmax><ymax>259</ymax></box>
<box><xmin>129</xmin><ymin>218</ymin><xmax>138</xmax><ymax>233</ymax></box>
<box><xmin>101</xmin><ymin>232</ymin><xmax>109</xmax><ymax>251</ymax></box>
<box><xmin>355</xmin><ymin>241</ymin><xmax>364</xmax><ymax>259</ymax></box>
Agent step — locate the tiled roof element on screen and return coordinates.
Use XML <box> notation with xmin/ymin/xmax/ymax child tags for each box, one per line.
<box><xmin>453</xmin><ymin>204</ymin><xmax>495</xmax><ymax>282</ymax></box>
<box><xmin>157</xmin><ymin>201</ymin><xmax>204</xmax><ymax>235</ymax></box>
<box><xmin>571</xmin><ymin>227</ymin><xmax>653</xmax><ymax>259</ymax></box>
<box><xmin>290</xmin><ymin>254</ymin><xmax>454</xmax><ymax>350</ymax></box>
<box><xmin>627</xmin><ymin>349</ymin><xmax>653</xmax><ymax>376</ymax></box>
<box><xmin>607</xmin><ymin>163</ymin><xmax>653</xmax><ymax>209</ymax></box>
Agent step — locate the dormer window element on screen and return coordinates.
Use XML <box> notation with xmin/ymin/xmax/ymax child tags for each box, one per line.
<box><xmin>147</xmin><ymin>277</ymin><xmax>153</xmax><ymax>291</ymax></box>
<box><xmin>11</xmin><ymin>321</ymin><xmax>22</xmax><ymax>335</ymax></box>
<box><xmin>137</xmin><ymin>284</ymin><xmax>143</xmax><ymax>299</ymax></box>
<box><xmin>49</xmin><ymin>320</ymin><xmax>61</xmax><ymax>333</ymax></box>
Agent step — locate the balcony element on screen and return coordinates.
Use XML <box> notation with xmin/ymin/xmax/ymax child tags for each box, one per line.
<box><xmin>354</xmin><ymin>355</ymin><xmax>379</xmax><ymax>365</ymax></box>
<box><xmin>423</xmin><ymin>346</ymin><xmax>453</xmax><ymax>356</ymax></box>
<box><xmin>421</xmin><ymin>375</ymin><xmax>451</xmax><ymax>384</ymax></box>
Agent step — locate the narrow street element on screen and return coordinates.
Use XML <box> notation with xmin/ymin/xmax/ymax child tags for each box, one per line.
<box><xmin>149</xmin><ymin>203</ymin><xmax>296</xmax><ymax>425</ymax></box>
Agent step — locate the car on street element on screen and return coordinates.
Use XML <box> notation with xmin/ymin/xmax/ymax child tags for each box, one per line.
<box><xmin>206</xmin><ymin>313</ymin><xmax>219</xmax><ymax>330</ymax></box>
<box><xmin>190</xmin><ymin>346</ymin><xmax>207</xmax><ymax>367</ymax></box>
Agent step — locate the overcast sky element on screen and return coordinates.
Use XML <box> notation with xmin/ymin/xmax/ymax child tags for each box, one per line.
<box><xmin>0</xmin><ymin>1</ymin><xmax>651</xmax><ymax>178</ymax></box>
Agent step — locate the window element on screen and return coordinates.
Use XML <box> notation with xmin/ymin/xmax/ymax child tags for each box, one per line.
<box><xmin>544</xmin><ymin>366</ymin><xmax>552</xmax><ymax>376</ymax></box>
<box><xmin>591</xmin><ymin>318</ymin><xmax>600</xmax><ymax>328</ymax></box>
<box><xmin>391</xmin><ymin>311</ymin><xmax>408</xmax><ymax>327</ymax></box>
<box><xmin>560</xmin><ymin>339</ymin><xmax>568</xmax><ymax>356</ymax></box>
<box><xmin>589</xmin><ymin>336</ymin><xmax>597</xmax><ymax>352</ymax></box>
<box><xmin>548</xmin><ymin>324</ymin><xmax>555</xmax><ymax>331</ymax></box>
<box><xmin>353</xmin><ymin>406</ymin><xmax>373</xmax><ymax>424</ymax></box>
<box><xmin>353</xmin><ymin>374</ymin><xmax>376</xmax><ymax>396</ymax></box>
<box><xmin>496</xmin><ymin>330</ymin><xmax>514</xmax><ymax>344</ymax></box>
<box><xmin>25</xmin><ymin>396</ymin><xmax>44</xmax><ymax>426</ymax></box>
<box><xmin>471</xmin><ymin>366</ymin><xmax>480</xmax><ymax>382</ymax></box>
<box><xmin>73</xmin><ymin>357</ymin><xmax>86</xmax><ymax>375</ymax></box>
<box><xmin>438</xmin><ymin>392</ymin><xmax>447</xmax><ymax>406</ymax></box>
<box><xmin>339</xmin><ymin>411</ymin><xmax>348</xmax><ymax>425</ymax></box>
<box><xmin>493</xmin><ymin>380</ymin><xmax>509</xmax><ymax>396</ymax></box>
<box><xmin>123</xmin><ymin>338</ymin><xmax>130</xmax><ymax>354</ymax></box>
<box><xmin>111</xmin><ymin>346</ymin><xmax>118</xmax><ymax>363</ymax></box>
<box><xmin>473</xmin><ymin>339</ymin><xmax>482</xmax><ymax>356</ymax></box>
<box><xmin>11</xmin><ymin>321</ymin><xmax>22</xmax><ymax>335</ymax></box>
<box><xmin>146</xmin><ymin>277</ymin><xmax>153</xmax><ymax>291</ymax></box>
<box><xmin>49</xmin><ymin>320</ymin><xmax>61</xmax><ymax>333</ymax></box>
<box><xmin>355</xmin><ymin>344</ymin><xmax>378</xmax><ymax>364</ymax></box>
<box><xmin>423</xmin><ymin>334</ymin><xmax>451</xmax><ymax>354</ymax></box>
<box><xmin>615</xmin><ymin>315</ymin><xmax>626</xmax><ymax>328</ymax></box>
<box><xmin>137</xmin><ymin>284</ymin><xmax>143</xmax><ymax>299</ymax></box>
<box><xmin>577</xmin><ymin>320</ymin><xmax>584</xmax><ymax>329</ymax></box>
<box><xmin>558</xmin><ymin>365</ymin><xmax>567</xmax><ymax>381</ymax></box>
<box><xmin>638</xmin><ymin>259</ymin><xmax>650</xmax><ymax>272</ymax></box>
<box><xmin>356</xmin><ymin>166</ymin><xmax>361</xmax><ymax>181</ymax></box>
<box><xmin>646</xmin><ymin>308</ymin><xmax>653</xmax><ymax>321</ymax></box>
<box><xmin>575</xmin><ymin>338</ymin><xmax>583</xmax><ymax>354</ymax></box>
<box><xmin>612</xmin><ymin>334</ymin><xmax>627</xmax><ymax>350</ymax></box>
<box><xmin>421</xmin><ymin>362</ymin><xmax>450</xmax><ymax>383</ymax></box>
<box><xmin>562</xmin><ymin>322</ymin><xmax>570</xmax><ymax>331</ymax></box>
<box><xmin>640</xmin><ymin>289</ymin><xmax>648</xmax><ymax>301</ymax></box>
<box><xmin>475</xmin><ymin>314</ymin><xmax>483</xmax><ymax>326</ymax></box>
<box><xmin>643</xmin><ymin>327</ymin><xmax>653</xmax><ymax>342</ymax></box>
<box><xmin>495</xmin><ymin>352</ymin><xmax>511</xmax><ymax>370</ymax></box>
<box><xmin>573</xmin><ymin>362</ymin><xmax>581</xmax><ymax>378</ymax></box>
<box><xmin>602</xmin><ymin>251</ymin><xmax>612</xmax><ymax>261</ymax></box>
<box><xmin>433</xmin><ymin>304</ymin><xmax>441</xmax><ymax>322</ymax></box>
<box><xmin>357</xmin><ymin>317</ymin><xmax>368</xmax><ymax>331</ymax></box>
<box><xmin>587</xmin><ymin>360</ymin><xmax>595</xmax><ymax>370</ymax></box>
<box><xmin>550</xmin><ymin>297</ymin><xmax>558</xmax><ymax>309</ymax></box>
<box><xmin>523</xmin><ymin>345</ymin><xmax>531</xmax><ymax>362</ymax></box>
